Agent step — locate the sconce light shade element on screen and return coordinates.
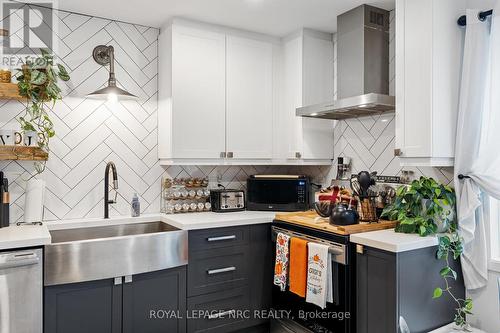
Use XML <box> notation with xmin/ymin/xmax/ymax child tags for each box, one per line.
<box><xmin>86</xmin><ymin>85</ymin><xmax>137</xmax><ymax>100</ymax></box>
<box><xmin>87</xmin><ymin>45</ymin><xmax>137</xmax><ymax>100</ymax></box>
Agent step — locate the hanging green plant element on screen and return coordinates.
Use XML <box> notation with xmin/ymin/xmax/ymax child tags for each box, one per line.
<box><xmin>15</xmin><ymin>49</ymin><xmax>70</xmax><ymax>175</ymax></box>
<box><xmin>433</xmin><ymin>229</ymin><xmax>473</xmax><ymax>331</ymax></box>
<box><xmin>382</xmin><ymin>176</ymin><xmax>472</xmax><ymax>330</ymax></box>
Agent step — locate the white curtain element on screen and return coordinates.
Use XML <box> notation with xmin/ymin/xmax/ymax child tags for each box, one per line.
<box><xmin>455</xmin><ymin>5</ymin><xmax>500</xmax><ymax>290</ymax></box>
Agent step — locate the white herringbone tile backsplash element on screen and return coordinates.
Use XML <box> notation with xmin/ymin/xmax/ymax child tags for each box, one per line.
<box><xmin>0</xmin><ymin>6</ymin><xmax>331</xmax><ymax>223</ymax></box>
<box><xmin>0</xmin><ymin>8</ymin><xmax>451</xmax><ymax>223</ymax></box>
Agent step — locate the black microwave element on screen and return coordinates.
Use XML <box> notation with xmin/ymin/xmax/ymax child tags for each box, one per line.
<box><xmin>246</xmin><ymin>175</ymin><xmax>310</xmax><ymax>211</ymax></box>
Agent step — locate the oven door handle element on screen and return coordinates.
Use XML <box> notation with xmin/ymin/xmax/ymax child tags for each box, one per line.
<box><xmin>271</xmin><ymin>226</ymin><xmax>348</xmax><ymax>265</ymax></box>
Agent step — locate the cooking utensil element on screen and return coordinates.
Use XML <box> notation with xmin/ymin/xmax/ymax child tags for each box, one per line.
<box><xmin>385</xmin><ymin>186</ymin><xmax>397</xmax><ymax>205</ymax></box>
<box><xmin>314</xmin><ymin>201</ymin><xmax>332</xmax><ymax>218</ymax></box>
<box><xmin>358</xmin><ymin>171</ymin><xmax>376</xmax><ymax>196</ymax></box>
<box><xmin>350</xmin><ymin>177</ymin><xmax>362</xmax><ymax>196</ymax></box>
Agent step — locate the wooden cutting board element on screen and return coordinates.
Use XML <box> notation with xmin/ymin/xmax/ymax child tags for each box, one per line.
<box><xmin>274</xmin><ymin>210</ymin><xmax>398</xmax><ymax>235</ymax></box>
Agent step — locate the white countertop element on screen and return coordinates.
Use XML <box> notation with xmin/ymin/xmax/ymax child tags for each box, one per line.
<box><xmin>162</xmin><ymin>211</ymin><xmax>276</xmax><ymax>230</ymax></box>
<box><xmin>0</xmin><ymin>224</ymin><xmax>51</xmax><ymax>250</ymax></box>
<box><xmin>429</xmin><ymin>323</ymin><xmax>486</xmax><ymax>333</ymax></box>
<box><xmin>350</xmin><ymin>228</ymin><xmax>439</xmax><ymax>253</ymax></box>
<box><xmin>0</xmin><ymin>211</ymin><xmax>276</xmax><ymax>250</ymax></box>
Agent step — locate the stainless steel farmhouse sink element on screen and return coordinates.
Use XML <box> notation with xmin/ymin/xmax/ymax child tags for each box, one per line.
<box><xmin>44</xmin><ymin>221</ymin><xmax>188</xmax><ymax>286</ymax></box>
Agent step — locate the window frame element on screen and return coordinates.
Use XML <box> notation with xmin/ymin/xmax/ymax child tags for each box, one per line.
<box><xmin>488</xmin><ymin>198</ymin><xmax>500</xmax><ymax>272</ymax></box>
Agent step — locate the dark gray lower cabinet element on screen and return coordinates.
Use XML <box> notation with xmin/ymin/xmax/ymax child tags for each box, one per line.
<box><xmin>44</xmin><ymin>224</ymin><xmax>272</xmax><ymax>333</ymax></box>
<box><xmin>122</xmin><ymin>268</ymin><xmax>187</xmax><ymax>333</ymax></box>
<box><xmin>187</xmin><ymin>223</ymin><xmax>272</xmax><ymax>333</ymax></box>
<box><xmin>44</xmin><ymin>266</ymin><xmax>187</xmax><ymax>333</ymax></box>
<box><xmin>44</xmin><ymin>278</ymin><xmax>122</xmax><ymax>333</ymax></box>
<box><xmin>356</xmin><ymin>245</ymin><xmax>465</xmax><ymax>333</ymax></box>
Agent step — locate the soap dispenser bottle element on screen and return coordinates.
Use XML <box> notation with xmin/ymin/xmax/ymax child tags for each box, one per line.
<box><xmin>131</xmin><ymin>193</ymin><xmax>140</xmax><ymax>217</ymax></box>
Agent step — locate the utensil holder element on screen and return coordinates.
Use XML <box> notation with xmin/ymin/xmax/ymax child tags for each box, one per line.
<box><xmin>358</xmin><ymin>196</ymin><xmax>378</xmax><ymax>222</ymax></box>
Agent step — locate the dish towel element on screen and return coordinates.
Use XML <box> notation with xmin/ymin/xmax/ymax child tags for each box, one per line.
<box><xmin>289</xmin><ymin>237</ymin><xmax>308</xmax><ymax>297</ymax></box>
<box><xmin>306</xmin><ymin>242</ymin><xmax>333</xmax><ymax>308</ymax></box>
<box><xmin>274</xmin><ymin>232</ymin><xmax>290</xmax><ymax>291</ymax></box>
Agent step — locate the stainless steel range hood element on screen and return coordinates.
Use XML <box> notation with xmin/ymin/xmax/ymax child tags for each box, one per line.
<box><xmin>297</xmin><ymin>4</ymin><xmax>395</xmax><ymax>120</ymax></box>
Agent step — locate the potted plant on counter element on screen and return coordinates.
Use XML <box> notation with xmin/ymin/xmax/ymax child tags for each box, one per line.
<box><xmin>382</xmin><ymin>177</ymin><xmax>456</xmax><ymax>236</ymax></box>
<box><xmin>15</xmin><ymin>49</ymin><xmax>70</xmax><ymax>224</ymax></box>
<box><xmin>382</xmin><ymin>176</ymin><xmax>473</xmax><ymax>331</ymax></box>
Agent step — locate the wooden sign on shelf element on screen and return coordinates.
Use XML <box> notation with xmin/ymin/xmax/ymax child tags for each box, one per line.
<box><xmin>0</xmin><ymin>83</ymin><xmax>24</xmax><ymax>100</ymax></box>
<box><xmin>0</xmin><ymin>146</ymin><xmax>48</xmax><ymax>161</ymax></box>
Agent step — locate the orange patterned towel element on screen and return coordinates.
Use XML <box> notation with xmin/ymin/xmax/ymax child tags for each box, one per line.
<box><xmin>274</xmin><ymin>232</ymin><xmax>290</xmax><ymax>291</ymax></box>
<box><xmin>289</xmin><ymin>237</ymin><xmax>308</xmax><ymax>297</ymax></box>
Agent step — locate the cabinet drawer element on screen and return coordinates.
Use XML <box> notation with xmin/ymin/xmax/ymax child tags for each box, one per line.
<box><xmin>189</xmin><ymin>226</ymin><xmax>249</xmax><ymax>251</ymax></box>
<box><xmin>187</xmin><ymin>287</ymin><xmax>250</xmax><ymax>333</ymax></box>
<box><xmin>188</xmin><ymin>245</ymin><xmax>248</xmax><ymax>296</ymax></box>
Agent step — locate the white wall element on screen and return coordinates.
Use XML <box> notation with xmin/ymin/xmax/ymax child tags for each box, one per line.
<box><xmin>467</xmin><ymin>0</ymin><xmax>497</xmax><ymax>8</ymax></box>
<box><xmin>468</xmin><ymin>271</ymin><xmax>500</xmax><ymax>332</ymax></box>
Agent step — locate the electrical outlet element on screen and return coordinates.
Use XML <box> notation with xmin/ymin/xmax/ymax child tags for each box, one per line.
<box><xmin>207</xmin><ymin>170</ymin><xmax>222</xmax><ymax>187</ymax></box>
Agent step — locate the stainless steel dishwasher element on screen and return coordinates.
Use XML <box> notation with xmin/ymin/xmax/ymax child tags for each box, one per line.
<box><xmin>0</xmin><ymin>248</ymin><xmax>42</xmax><ymax>333</ymax></box>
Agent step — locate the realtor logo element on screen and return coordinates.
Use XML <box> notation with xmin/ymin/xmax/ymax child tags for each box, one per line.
<box><xmin>1</xmin><ymin>1</ymin><xmax>54</xmax><ymax>55</ymax></box>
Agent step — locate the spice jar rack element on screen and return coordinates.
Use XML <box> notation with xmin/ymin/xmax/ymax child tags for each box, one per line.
<box><xmin>161</xmin><ymin>177</ymin><xmax>211</xmax><ymax>214</ymax></box>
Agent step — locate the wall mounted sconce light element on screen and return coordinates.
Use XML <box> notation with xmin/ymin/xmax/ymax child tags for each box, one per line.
<box><xmin>87</xmin><ymin>45</ymin><xmax>137</xmax><ymax>101</ymax></box>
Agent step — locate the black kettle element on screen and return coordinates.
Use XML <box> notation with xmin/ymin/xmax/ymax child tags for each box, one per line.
<box><xmin>314</xmin><ymin>201</ymin><xmax>359</xmax><ymax>226</ymax></box>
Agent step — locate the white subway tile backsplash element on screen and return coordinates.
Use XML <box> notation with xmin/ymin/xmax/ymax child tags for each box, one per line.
<box><xmin>64</xmin><ymin>30</ymin><xmax>113</xmax><ymax>71</ymax></box>
<box><xmin>0</xmin><ymin>8</ymin><xmax>451</xmax><ymax>223</ymax></box>
<box><xmin>63</xmin><ymin>13</ymin><xmax>90</xmax><ymax>31</ymax></box>
<box><xmin>104</xmin><ymin>135</ymin><xmax>149</xmax><ymax>175</ymax></box>
<box><xmin>62</xmin><ymin>144</ymin><xmax>112</xmax><ymax>187</ymax></box>
<box><xmin>117</xmin><ymin>22</ymin><xmax>151</xmax><ymax>52</ymax></box>
<box><xmin>63</xmin><ymin>125</ymin><xmax>112</xmax><ymax>168</ymax></box>
<box><xmin>64</xmin><ymin>17</ymin><xmax>110</xmax><ymax>50</ymax></box>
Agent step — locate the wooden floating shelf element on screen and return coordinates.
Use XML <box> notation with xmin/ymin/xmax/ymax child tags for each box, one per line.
<box><xmin>0</xmin><ymin>146</ymin><xmax>48</xmax><ymax>161</ymax></box>
<box><xmin>0</xmin><ymin>83</ymin><xmax>24</xmax><ymax>101</ymax></box>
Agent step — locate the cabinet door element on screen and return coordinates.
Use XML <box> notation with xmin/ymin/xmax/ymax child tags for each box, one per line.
<box><xmin>395</xmin><ymin>0</ymin><xmax>463</xmax><ymax>166</ymax></box>
<box><xmin>283</xmin><ymin>35</ymin><xmax>304</xmax><ymax>159</ymax></box>
<box><xmin>226</xmin><ymin>36</ymin><xmax>273</xmax><ymax>159</ymax></box>
<box><xmin>301</xmin><ymin>32</ymin><xmax>335</xmax><ymax>160</ymax></box>
<box><xmin>172</xmin><ymin>25</ymin><xmax>226</xmax><ymax>159</ymax></box>
<box><xmin>248</xmin><ymin>224</ymin><xmax>272</xmax><ymax>327</ymax></box>
<box><xmin>283</xmin><ymin>32</ymin><xmax>334</xmax><ymax>161</ymax></box>
<box><xmin>356</xmin><ymin>247</ymin><xmax>398</xmax><ymax>333</ymax></box>
<box><xmin>395</xmin><ymin>0</ymin><xmax>433</xmax><ymax>159</ymax></box>
<box><xmin>44</xmin><ymin>278</ymin><xmax>122</xmax><ymax>333</ymax></box>
<box><xmin>122</xmin><ymin>267</ymin><xmax>187</xmax><ymax>333</ymax></box>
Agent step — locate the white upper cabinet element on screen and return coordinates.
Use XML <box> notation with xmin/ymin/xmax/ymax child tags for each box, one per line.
<box><xmin>158</xmin><ymin>19</ymin><xmax>276</xmax><ymax>164</ymax></box>
<box><xmin>158</xmin><ymin>20</ymin><xmax>334</xmax><ymax>165</ymax></box>
<box><xmin>395</xmin><ymin>0</ymin><xmax>465</xmax><ymax>166</ymax></box>
<box><xmin>282</xmin><ymin>29</ymin><xmax>335</xmax><ymax>163</ymax></box>
<box><xmin>226</xmin><ymin>35</ymin><xmax>273</xmax><ymax>160</ymax></box>
<box><xmin>171</xmin><ymin>25</ymin><xmax>226</xmax><ymax>159</ymax></box>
